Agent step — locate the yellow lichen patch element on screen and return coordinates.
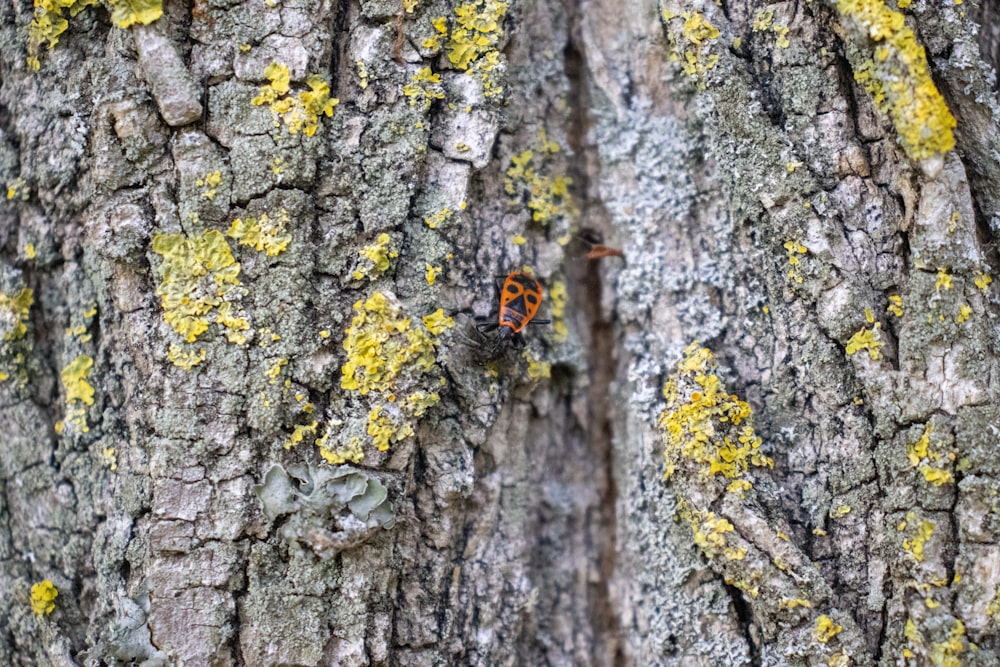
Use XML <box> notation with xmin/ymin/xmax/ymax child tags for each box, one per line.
<box><xmin>1</xmin><ymin>287</ymin><xmax>34</xmax><ymax>350</ymax></box>
<box><xmin>284</xmin><ymin>421</ymin><xmax>318</xmax><ymax>449</ymax></box>
<box><xmin>265</xmin><ymin>358</ymin><xmax>287</xmax><ymax>384</ymax></box>
<box><xmin>906</xmin><ymin>424</ymin><xmax>954</xmax><ymax>486</ymax></box>
<box><xmin>815</xmin><ymin>615</ymin><xmax>843</xmax><ymax>643</ymax></box>
<box><xmin>549</xmin><ymin>280</ymin><xmax>568</xmax><ymax>342</ymax></box>
<box><xmin>422</xmin><ymin>309</ymin><xmax>455</xmax><ymax>335</ymax></box>
<box><xmin>62</xmin><ymin>354</ymin><xmax>94</xmax><ymax>406</ymax></box>
<box><xmin>425</xmin><ymin>264</ymin><xmax>442</xmax><ymax>285</ymax></box>
<box><xmin>774</xmin><ymin>24</ymin><xmax>790</xmax><ymax>48</ymax></box>
<box><xmin>929</xmin><ymin>619</ymin><xmax>966</xmax><ymax>666</ymax></box>
<box><xmin>784</xmin><ymin>239</ymin><xmax>808</xmax><ymax>283</ymax></box>
<box><xmin>423</xmin><ymin>208</ymin><xmax>455</xmax><ymax>229</ymax></box>
<box><xmin>228</xmin><ymin>209</ymin><xmax>292</xmax><ymax>256</ymax></box>
<box><xmin>955</xmin><ymin>304</ymin><xmax>972</xmax><ymax>323</ymax></box>
<box><xmin>351</xmin><ymin>233</ymin><xmax>398</xmax><ymax>281</ymax></box>
<box><xmin>446</xmin><ymin>0</ymin><xmax>509</xmax><ymax>97</ymax></box>
<box><xmin>27</xmin><ymin>0</ymin><xmax>99</xmax><ymax>70</ymax></box>
<box><xmin>101</xmin><ymin>445</ymin><xmax>118</xmax><ymax>471</ymax></box>
<box><xmin>252</xmin><ymin>63</ymin><xmax>339</xmax><ymax>137</ymax></box>
<box><xmin>830</xmin><ymin>504</ymin><xmax>851</xmax><ymax>518</ymax></box>
<box><xmin>511</xmin><ymin>234</ymin><xmax>526</xmax><ymax>245</ymax></box>
<box><xmin>151</xmin><ymin>230</ymin><xmax>250</xmax><ymax>344</ymax></box>
<box><xmin>522</xmin><ymin>350</ymin><xmax>551</xmax><ymax>380</ymax></box>
<box><xmin>7</xmin><ymin>177</ymin><xmax>29</xmax><ymax>200</ymax></box>
<box><xmin>167</xmin><ymin>344</ymin><xmax>206</xmax><ymax>370</ymax></box>
<box><xmin>108</xmin><ymin>0</ymin><xmax>162</xmax><ymax>28</ymax></box>
<box><xmin>986</xmin><ymin>589</ymin><xmax>1000</xmax><ymax>621</ymax></box>
<box><xmin>658</xmin><ymin>343</ymin><xmax>772</xmax><ymax>489</ymax></box>
<box><xmin>30</xmin><ymin>580</ymin><xmax>58</xmax><ymax>616</ymax></box>
<box><xmin>504</xmin><ymin>149</ymin><xmax>575</xmax><ymax>226</ymax></box>
<box><xmin>780</xmin><ymin>597</ymin><xmax>813</xmax><ymax>609</ymax></box>
<box><xmin>355</xmin><ymin>60</ymin><xmax>369</xmax><ymax>89</ymax></box>
<box><xmin>974</xmin><ymin>272</ymin><xmax>992</xmax><ymax>291</ymax></box>
<box><xmin>24</xmin><ymin>244</ymin><xmax>36</xmax><ymax>260</ymax></box>
<box><xmin>836</xmin><ymin>0</ymin><xmax>956</xmax><ymax>161</ymax></box>
<box><xmin>402</xmin><ymin>67</ymin><xmax>446</xmax><ymax>110</ymax></box>
<box><xmin>422</xmin><ymin>16</ymin><xmax>448</xmax><ymax>51</ymax></box>
<box><xmin>678</xmin><ymin>501</ymin><xmax>746</xmax><ymax>561</ymax></box>
<box><xmin>317</xmin><ymin>433</ymin><xmax>365</xmax><ymax>465</ymax></box>
<box><xmin>337</xmin><ymin>292</ymin><xmax>446</xmax><ymax>457</ymax></box>
<box><xmin>196</xmin><ymin>170</ymin><xmax>222</xmax><ymax>200</ymax></box>
<box><xmin>935</xmin><ymin>267</ymin><xmax>952</xmax><ymax>291</ymax></box>
<box><xmin>661</xmin><ymin>11</ymin><xmax>721</xmax><ymax>84</ymax></box>
<box><xmin>887</xmin><ymin>294</ymin><xmax>903</xmax><ymax>317</ymax></box>
<box><xmin>845</xmin><ymin>324</ymin><xmax>882</xmax><ymax>360</ymax></box>
<box><xmin>61</xmin><ymin>354</ymin><xmax>94</xmax><ymax>434</ymax></box>
<box><xmin>900</xmin><ymin>511</ymin><xmax>934</xmax><ymax>561</ymax></box>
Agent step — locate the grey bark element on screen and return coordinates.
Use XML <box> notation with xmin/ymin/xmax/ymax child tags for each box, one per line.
<box><xmin>3</xmin><ymin>0</ymin><xmax>1000</xmax><ymax>665</ymax></box>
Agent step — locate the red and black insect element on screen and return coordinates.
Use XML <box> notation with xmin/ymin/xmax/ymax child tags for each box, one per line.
<box><xmin>475</xmin><ymin>271</ymin><xmax>548</xmax><ymax>354</ymax></box>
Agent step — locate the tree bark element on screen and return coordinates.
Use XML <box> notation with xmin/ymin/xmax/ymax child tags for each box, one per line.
<box><xmin>3</xmin><ymin>0</ymin><xmax>1000</xmax><ymax>665</ymax></box>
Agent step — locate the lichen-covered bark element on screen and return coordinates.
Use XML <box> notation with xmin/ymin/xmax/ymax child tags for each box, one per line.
<box><xmin>3</xmin><ymin>0</ymin><xmax>1000</xmax><ymax>665</ymax></box>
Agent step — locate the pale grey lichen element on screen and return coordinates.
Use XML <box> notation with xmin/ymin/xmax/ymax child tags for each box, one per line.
<box><xmin>255</xmin><ymin>464</ymin><xmax>394</xmax><ymax>559</ymax></box>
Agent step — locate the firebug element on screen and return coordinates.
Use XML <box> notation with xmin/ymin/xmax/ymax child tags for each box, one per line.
<box><xmin>474</xmin><ymin>271</ymin><xmax>548</xmax><ymax>355</ymax></box>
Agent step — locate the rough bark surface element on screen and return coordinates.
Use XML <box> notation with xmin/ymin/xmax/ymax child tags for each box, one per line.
<box><xmin>2</xmin><ymin>0</ymin><xmax>1000</xmax><ymax>665</ymax></box>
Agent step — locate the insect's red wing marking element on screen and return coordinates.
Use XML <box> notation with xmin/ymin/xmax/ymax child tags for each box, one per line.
<box><xmin>498</xmin><ymin>272</ymin><xmax>543</xmax><ymax>334</ymax></box>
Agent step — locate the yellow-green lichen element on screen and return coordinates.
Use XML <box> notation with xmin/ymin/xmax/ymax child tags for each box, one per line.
<box><xmin>151</xmin><ymin>230</ymin><xmax>250</xmax><ymax>344</ymax></box>
<box><xmin>423</xmin><ymin>207</ymin><xmax>455</xmax><ymax>229</ymax></box>
<box><xmin>445</xmin><ymin>1</ymin><xmax>508</xmax><ymax>97</ymax></box>
<box><xmin>784</xmin><ymin>239</ymin><xmax>808</xmax><ymax>284</ymax></box>
<box><xmin>228</xmin><ymin>209</ymin><xmax>292</xmax><ymax>256</ymax></box>
<box><xmin>899</xmin><ymin>511</ymin><xmax>935</xmax><ymax>561</ymax></box>
<box><xmin>504</xmin><ymin>146</ymin><xmax>575</xmax><ymax>226</ymax></box>
<box><xmin>284</xmin><ymin>420</ymin><xmax>318</xmax><ymax>449</ymax></box>
<box><xmin>425</xmin><ymin>264</ymin><xmax>442</xmax><ymax>285</ymax></box>
<box><xmin>265</xmin><ymin>358</ymin><xmax>287</xmax><ymax>384</ymax></box>
<box><xmin>0</xmin><ymin>287</ymin><xmax>34</xmax><ymax>382</ymax></box>
<box><xmin>955</xmin><ymin>304</ymin><xmax>972</xmax><ymax>323</ymax></box>
<box><xmin>549</xmin><ymin>280</ymin><xmax>568</xmax><ymax>342</ymax></box>
<box><xmin>102</xmin><ymin>446</ymin><xmax>118</xmax><ymax>471</ymax></box>
<box><xmin>108</xmin><ymin>0</ymin><xmax>162</xmax><ymax>28</ymax></box>
<box><xmin>887</xmin><ymin>294</ymin><xmax>903</xmax><ymax>317</ymax></box>
<box><xmin>167</xmin><ymin>344</ymin><xmax>206</xmax><ymax>370</ymax></box>
<box><xmin>935</xmin><ymin>267</ymin><xmax>952</xmax><ymax>291</ymax></box>
<box><xmin>351</xmin><ymin>233</ymin><xmax>398</xmax><ymax>281</ymax></box>
<box><xmin>7</xmin><ymin>177</ymin><xmax>30</xmax><ymax>201</ymax></box>
<box><xmin>815</xmin><ymin>615</ymin><xmax>843</xmax><ymax>643</ymax></box>
<box><xmin>317</xmin><ymin>432</ymin><xmax>365</xmax><ymax>465</ymax></box>
<box><xmin>26</xmin><ymin>0</ymin><xmax>99</xmax><ymax>70</ymax></box>
<box><xmin>61</xmin><ymin>354</ymin><xmax>94</xmax><ymax>433</ymax></box>
<box><xmin>422</xmin><ymin>16</ymin><xmax>448</xmax><ymax>51</ymax></box>
<box><xmin>837</xmin><ymin>0</ymin><xmax>956</xmax><ymax>161</ymax></box>
<box><xmin>906</xmin><ymin>423</ymin><xmax>954</xmax><ymax>486</ymax></box>
<box><xmin>30</xmin><ymin>580</ymin><xmax>58</xmax><ymax>616</ymax></box>
<box><xmin>845</xmin><ymin>323</ymin><xmax>882</xmax><ymax>360</ymax></box>
<box><xmin>752</xmin><ymin>8</ymin><xmax>790</xmax><ymax>48</ymax></box>
<box><xmin>197</xmin><ymin>170</ymin><xmax>222</xmax><ymax>200</ymax></box>
<box><xmin>422</xmin><ymin>308</ymin><xmax>455</xmax><ymax>335</ymax></box>
<box><xmin>661</xmin><ymin>10</ymin><xmax>721</xmax><ymax>84</ymax></box>
<box><xmin>678</xmin><ymin>500</ymin><xmax>746</xmax><ymax>561</ymax></box>
<box><xmin>658</xmin><ymin>343</ymin><xmax>773</xmax><ymax>492</ymax></box>
<box><xmin>974</xmin><ymin>273</ymin><xmax>992</xmax><ymax>291</ymax></box>
<box><xmin>522</xmin><ymin>350</ymin><xmax>551</xmax><ymax>380</ymax></box>
<box><xmin>337</xmin><ymin>292</ymin><xmax>445</xmax><ymax>457</ymax></box>
<box><xmin>402</xmin><ymin>67</ymin><xmax>445</xmax><ymax>110</ymax></box>
<box><xmin>252</xmin><ymin>63</ymin><xmax>339</xmax><ymax>137</ymax></box>
<box><xmin>929</xmin><ymin>619</ymin><xmax>966</xmax><ymax>667</ymax></box>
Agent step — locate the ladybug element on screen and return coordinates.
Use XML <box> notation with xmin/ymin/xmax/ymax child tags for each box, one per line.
<box><xmin>475</xmin><ymin>271</ymin><xmax>548</xmax><ymax>354</ymax></box>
